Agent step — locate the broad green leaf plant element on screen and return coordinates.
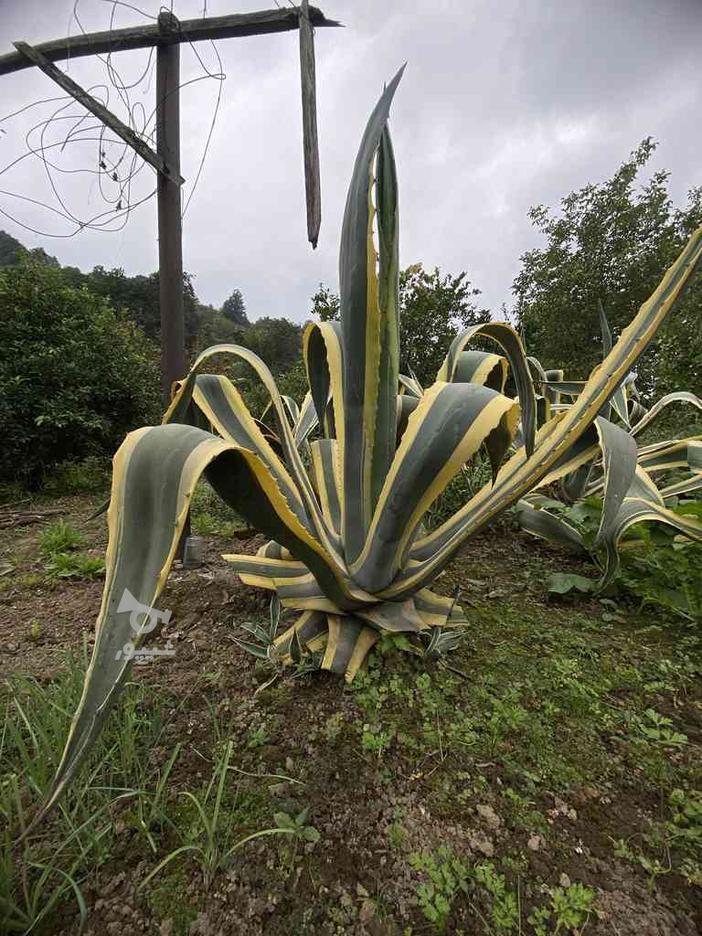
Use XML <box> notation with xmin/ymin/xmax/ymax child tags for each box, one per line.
<box><xmin>43</xmin><ymin>69</ymin><xmax>702</xmax><ymax>816</ymax></box>
<box><xmin>515</xmin><ymin>305</ymin><xmax>702</xmax><ymax>590</ymax></box>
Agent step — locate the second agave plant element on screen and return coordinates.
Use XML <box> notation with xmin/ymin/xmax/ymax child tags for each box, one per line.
<box><xmin>43</xmin><ymin>67</ymin><xmax>702</xmax><ymax>814</ymax></box>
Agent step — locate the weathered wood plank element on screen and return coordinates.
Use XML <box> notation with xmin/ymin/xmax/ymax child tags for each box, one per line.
<box><xmin>156</xmin><ymin>12</ymin><xmax>186</xmax><ymax>403</ymax></box>
<box><xmin>299</xmin><ymin>0</ymin><xmax>321</xmax><ymax>248</ymax></box>
<box><xmin>13</xmin><ymin>41</ymin><xmax>184</xmax><ymax>184</ymax></box>
<box><xmin>0</xmin><ymin>7</ymin><xmax>342</xmax><ymax>77</ymax></box>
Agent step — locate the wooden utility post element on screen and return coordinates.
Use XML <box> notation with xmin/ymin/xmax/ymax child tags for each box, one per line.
<box><xmin>156</xmin><ymin>10</ymin><xmax>185</xmax><ymax>402</ymax></box>
<box><xmin>1</xmin><ymin>6</ymin><xmax>340</xmax><ymax>402</ymax></box>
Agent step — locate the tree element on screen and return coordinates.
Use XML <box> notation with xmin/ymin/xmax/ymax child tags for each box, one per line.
<box><xmin>399</xmin><ymin>264</ymin><xmax>490</xmax><ymax>385</ymax></box>
<box><xmin>310</xmin><ymin>283</ymin><xmax>340</xmax><ymax>322</ymax></box>
<box><xmin>79</xmin><ymin>266</ymin><xmax>200</xmax><ymax>346</ymax></box>
<box><xmin>221</xmin><ymin>288</ymin><xmax>249</xmax><ymax>326</ymax></box>
<box><xmin>0</xmin><ymin>229</ymin><xmax>59</xmax><ymax>268</ymax></box>
<box><xmin>242</xmin><ymin>317</ymin><xmax>302</xmax><ymax>374</ymax></box>
<box><xmin>310</xmin><ymin>263</ymin><xmax>489</xmax><ymax>385</ymax></box>
<box><xmin>193</xmin><ymin>303</ymin><xmax>243</xmax><ymax>354</ymax></box>
<box><xmin>0</xmin><ymin>261</ymin><xmax>160</xmax><ymax>487</ymax></box>
<box><xmin>513</xmin><ymin>139</ymin><xmax>702</xmax><ymax>398</ymax></box>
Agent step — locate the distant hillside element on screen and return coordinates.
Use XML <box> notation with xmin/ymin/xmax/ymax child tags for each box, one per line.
<box><xmin>0</xmin><ymin>230</ymin><xmax>59</xmax><ymax>268</ymax></box>
<box><xmin>0</xmin><ymin>230</ymin><xmax>303</xmax><ymax>376</ymax></box>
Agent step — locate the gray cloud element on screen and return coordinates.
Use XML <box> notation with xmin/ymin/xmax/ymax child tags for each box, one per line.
<box><xmin>1</xmin><ymin>0</ymin><xmax>700</xmax><ymax>321</ymax></box>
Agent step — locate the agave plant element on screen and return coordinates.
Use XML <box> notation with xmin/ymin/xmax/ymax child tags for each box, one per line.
<box><xmin>41</xmin><ymin>68</ymin><xmax>702</xmax><ymax>816</ymax></box>
<box><xmin>515</xmin><ymin>305</ymin><xmax>702</xmax><ymax>588</ymax></box>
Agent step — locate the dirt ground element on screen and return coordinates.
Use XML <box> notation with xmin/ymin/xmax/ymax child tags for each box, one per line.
<box><xmin>1</xmin><ymin>492</ymin><xmax>700</xmax><ymax>935</ymax></box>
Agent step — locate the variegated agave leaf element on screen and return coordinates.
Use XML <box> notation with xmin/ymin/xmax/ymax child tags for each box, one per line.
<box><xmin>517</xmin><ymin>417</ymin><xmax>702</xmax><ymax>590</ymax></box>
<box><xmin>43</xmin><ymin>68</ymin><xmax>702</xmax><ymax>820</ymax></box>
<box><xmin>516</xmin><ymin>304</ymin><xmax>702</xmax><ymax>568</ymax></box>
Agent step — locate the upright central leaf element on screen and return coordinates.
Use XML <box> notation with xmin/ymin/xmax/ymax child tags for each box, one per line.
<box><xmin>339</xmin><ymin>68</ymin><xmax>403</xmax><ymax>564</ymax></box>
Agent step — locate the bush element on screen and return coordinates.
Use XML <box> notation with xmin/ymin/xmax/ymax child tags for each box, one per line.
<box><xmin>0</xmin><ymin>262</ymin><xmax>160</xmax><ymax>487</ymax></box>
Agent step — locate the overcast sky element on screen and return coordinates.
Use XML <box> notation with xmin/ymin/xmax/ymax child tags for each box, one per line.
<box><xmin>1</xmin><ymin>0</ymin><xmax>700</xmax><ymax>322</ymax></box>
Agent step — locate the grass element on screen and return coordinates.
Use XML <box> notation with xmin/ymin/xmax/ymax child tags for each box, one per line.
<box><xmin>0</xmin><ymin>645</ymin><xmax>318</xmax><ymax>934</ymax></box>
<box><xmin>38</xmin><ymin>520</ymin><xmax>105</xmax><ymax>580</ymax></box>
<box><xmin>138</xmin><ymin>740</ymin><xmax>309</xmax><ymax>892</ymax></box>
<box><xmin>0</xmin><ymin>648</ymin><xmax>167</xmax><ymax>932</ymax></box>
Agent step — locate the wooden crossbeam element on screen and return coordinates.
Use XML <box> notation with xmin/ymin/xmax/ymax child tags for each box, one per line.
<box><xmin>13</xmin><ymin>41</ymin><xmax>184</xmax><ymax>184</ymax></box>
<box><xmin>0</xmin><ymin>7</ymin><xmax>341</xmax><ymax>77</ymax></box>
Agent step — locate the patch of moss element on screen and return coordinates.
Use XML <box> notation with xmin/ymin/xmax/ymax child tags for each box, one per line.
<box><xmin>145</xmin><ymin>867</ymin><xmax>199</xmax><ymax>935</ymax></box>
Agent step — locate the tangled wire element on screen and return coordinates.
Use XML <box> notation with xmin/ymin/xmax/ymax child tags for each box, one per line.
<box><xmin>0</xmin><ymin>0</ymin><xmax>225</xmax><ymax>239</ymax></box>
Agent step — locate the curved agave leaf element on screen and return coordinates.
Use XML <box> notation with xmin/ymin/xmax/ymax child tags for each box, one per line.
<box><xmin>46</xmin><ymin>400</ymin><xmax>435</xmax><ymax>820</ymax></box>
<box><xmin>597</xmin><ymin>467</ymin><xmax>702</xmax><ymax>589</ymax></box>
<box><xmin>659</xmin><ymin>472</ymin><xmax>702</xmax><ymax>501</ymax></box>
<box><xmin>302</xmin><ymin>321</ymin><xmax>344</xmax><ymax>442</ymax></box>
<box><xmin>598</xmin><ymin>300</ymin><xmax>630</xmax><ymax>426</ymax></box>
<box><xmin>586</xmin><ymin>436</ymin><xmax>702</xmax><ymax>501</ymax></box>
<box><xmin>387</xmin><ymin>221</ymin><xmax>702</xmax><ymax>599</ymax></box>
<box><xmin>514</xmin><ymin>499</ymin><xmax>586</xmax><ymax>552</ymax></box>
<box><xmin>630</xmin><ymin>391</ymin><xmax>702</xmax><ymax>438</ymax></box>
<box><xmin>517</xmin><ymin>415</ymin><xmax>637</xmax><ymax>552</ymax></box>
<box><xmin>637</xmin><ymin>436</ymin><xmax>702</xmax><ymax>473</ymax></box>
<box><xmin>451</xmin><ymin>350</ymin><xmax>508</xmax><ymax>392</ymax></box>
<box><xmin>399</xmin><ymin>372</ymin><xmax>423</xmax><ymax>399</ymax></box>
<box><xmin>167</xmin><ymin>343</ymin><xmax>341</xmax><ymax>559</ymax></box>
<box><xmin>294</xmin><ymin>392</ymin><xmax>319</xmax><ymax>449</ymax></box>
<box><xmin>517</xmin><ymin>464</ymin><xmax>702</xmax><ymax>592</ymax></box>
<box><xmin>560</xmin><ymin>463</ymin><xmax>592</xmax><ymax>504</ymax></box>
<box><xmin>438</xmin><ymin>321</ymin><xmax>537</xmax><ymax>455</ymax></box>
<box><xmin>340</xmin><ymin>67</ymin><xmax>404</xmax><ymax>562</ymax></box>
<box><xmin>40</xmin><ymin>422</ymin><xmax>366</xmax><ymax>820</ymax></box>
<box><xmin>350</xmin><ymin>381</ymin><xmax>519</xmax><ymax>593</ymax></box>
<box><xmin>187</xmin><ymin>373</ymin><xmax>310</xmax><ymax>528</ymax></box>
<box><xmin>590</xmin><ymin>418</ymin><xmax>638</xmax><ymax>549</ymax></box>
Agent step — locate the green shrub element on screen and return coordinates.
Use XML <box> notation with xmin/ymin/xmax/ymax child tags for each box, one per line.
<box><xmin>0</xmin><ymin>262</ymin><xmax>160</xmax><ymax>487</ymax></box>
<box><xmin>42</xmin><ymin>456</ymin><xmax>112</xmax><ymax>495</ymax></box>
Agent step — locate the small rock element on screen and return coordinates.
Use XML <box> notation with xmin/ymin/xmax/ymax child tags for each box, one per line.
<box><xmin>559</xmin><ymin>873</ymin><xmax>571</xmax><ymax>888</ymax></box>
<box><xmin>356</xmin><ymin>883</ymin><xmax>369</xmax><ymax>898</ymax></box>
<box><xmin>527</xmin><ymin>834</ymin><xmax>541</xmax><ymax>851</ymax></box>
<box><xmin>476</xmin><ymin>803</ymin><xmax>501</xmax><ymax>830</ymax></box>
<box><xmin>470</xmin><ymin>833</ymin><xmax>494</xmax><ymax>857</ymax></box>
<box><xmin>574</xmin><ymin>785</ymin><xmax>599</xmax><ymax>804</ymax></box>
<box><xmin>285</xmin><ymin>756</ymin><xmax>294</xmax><ymax>771</ymax></box>
<box><xmin>159</xmin><ymin>920</ymin><xmax>173</xmax><ymax>936</ymax></box>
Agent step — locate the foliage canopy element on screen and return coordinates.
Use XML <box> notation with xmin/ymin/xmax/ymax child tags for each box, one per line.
<box><xmin>0</xmin><ymin>262</ymin><xmax>160</xmax><ymax>486</ymax></box>
<box><xmin>514</xmin><ymin>138</ymin><xmax>702</xmax><ymax>400</ymax></box>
